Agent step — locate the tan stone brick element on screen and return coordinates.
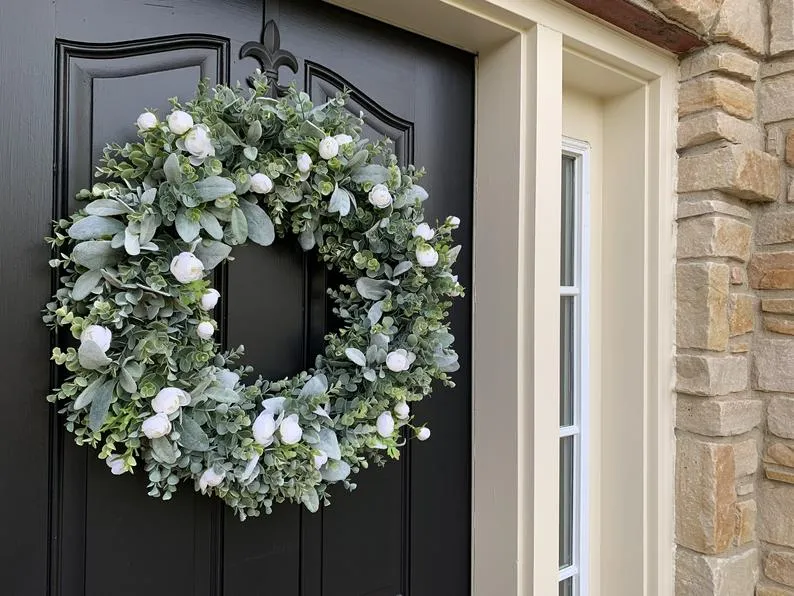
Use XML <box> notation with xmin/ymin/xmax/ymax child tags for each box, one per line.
<box><xmin>677</xmin><ymin>263</ymin><xmax>730</xmax><ymax>351</ymax></box>
<box><xmin>729</xmin><ymin>293</ymin><xmax>754</xmax><ymax>336</ymax></box>
<box><xmin>734</xmin><ymin>499</ymin><xmax>756</xmax><ymax>545</ymax></box>
<box><xmin>762</xmin><ymin>74</ymin><xmax>794</xmax><ymax>124</ymax></box>
<box><xmin>711</xmin><ymin>0</ymin><xmax>766</xmax><ymax>54</ymax></box>
<box><xmin>680</xmin><ymin>44</ymin><xmax>760</xmax><ymax>81</ymax></box>
<box><xmin>757</xmin><ymin>212</ymin><xmax>794</xmax><ymax>245</ymax></box>
<box><xmin>765</xmin><ymin>316</ymin><xmax>794</xmax><ymax>336</ymax></box>
<box><xmin>677</xmin><ymin>111</ymin><xmax>763</xmax><ymax>150</ymax></box>
<box><xmin>654</xmin><ymin>0</ymin><xmax>721</xmax><ymax>34</ymax></box>
<box><xmin>769</xmin><ymin>396</ymin><xmax>794</xmax><ymax>439</ymax></box>
<box><xmin>765</xmin><ymin>463</ymin><xmax>794</xmax><ymax>484</ymax></box>
<box><xmin>730</xmin><ymin>339</ymin><xmax>751</xmax><ymax>353</ymax></box>
<box><xmin>678</xmin><ymin>193</ymin><xmax>752</xmax><ymax>220</ymax></box>
<box><xmin>760</xmin><ymin>481</ymin><xmax>794</xmax><ymax>547</ymax></box>
<box><xmin>676</xmin><ymin>354</ymin><xmax>748</xmax><ymax>395</ymax></box>
<box><xmin>758</xmin><ymin>583</ymin><xmax>794</xmax><ymax>596</ymax></box>
<box><xmin>676</xmin><ymin>437</ymin><xmax>737</xmax><ymax>553</ymax></box>
<box><xmin>766</xmin><ymin>551</ymin><xmax>794</xmax><ymax>588</ymax></box>
<box><xmin>754</xmin><ymin>340</ymin><xmax>794</xmax><ymax>391</ymax></box>
<box><xmin>676</xmin><ymin>397</ymin><xmax>761</xmax><ymax>436</ymax></box>
<box><xmin>731</xmin><ymin>266</ymin><xmax>745</xmax><ymax>285</ymax></box>
<box><xmin>679</xmin><ymin>77</ymin><xmax>755</xmax><ymax>120</ymax></box>
<box><xmin>749</xmin><ymin>253</ymin><xmax>794</xmax><ymax>290</ymax></box>
<box><xmin>678</xmin><ymin>145</ymin><xmax>780</xmax><ymax>202</ymax></box>
<box><xmin>678</xmin><ymin>217</ymin><xmax>752</xmax><ymax>261</ymax></box>
<box><xmin>763</xmin><ymin>299</ymin><xmax>794</xmax><ymax>315</ymax></box>
<box><xmin>766</xmin><ymin>442</ymin><xmax>794</xmax><ymax>468</ymax></box>
<box><xmin>737</xmin><ymin>478</ymin><xmax>755</xmax><ymax>496</ymax></box>
<box><xmin>734</xmin><ymin>438</ymin><xmax>758</xmax><ymax>478</ymax></box>
<box><xmin>771</xmin><ymin>0</ymin><xmax>794</xmax><ymax>56</ymax></box>
<box><xmin>675</xmin><ymin>547</ymin><xmax>758</xmax><ymax>594</ymax></box>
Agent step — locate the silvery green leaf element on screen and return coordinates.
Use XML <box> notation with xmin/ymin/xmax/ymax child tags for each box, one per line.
<box><xmin>355</xmin><ymin>277</ymin><xmax>390</xmax><ymax>300</ymax></box>
<box><xmin>363</xmin><ymin>369</ymin><xmax>376</xmax><ymax>382</ymax></box>
<box><xmin>175</xmin><ymin>208</ymin><xmax>200</xmax><ymax>242</ymax></box>
<box><xmin>124</xmin><ymin>228</ymin><xmax>140</xmax><ymax>256</ymax></box>
<box><xmin>314</xmin><ymin>405</ymin><xmax>331</xmax><ymax>419</ymax></box>
<box><xmin>194</xmin><ymin>240</ymin><xmax>232</xmax><ymax>270</ymax></box>
<box><xmin>68</xmin><ymin>215</ymin><xmax>125</xmax><ymax>240</ymax></box>
<box><xmin>328</xmin><ymin>186</ymin><xmax>351</xmax><ymax>216</ymax></box>
<box><xmin>139</xmin><ymin>213</ymin><xmax>159</xmax><ymax>244</ymax></box>
<box><xmin>199</xmin><ymin>210</ymin><xmax>223</xmax><ymax>240</ymax></box>
<box><xmin>195</xmin><ymin>176</ymin><xmax>236</xmax><ymax>201</ymax></box>
<box><xmin>110</xmin><ymin>232</ymin><xmax>124</xmax><ymax>249</ymax></box>
<box><xmin>344</xmin><ymin>348</ymin><xmax>366</xmax><ymax>367</ymax></box>
<box><xmin>140</xmin><ymin>188</ymin><xmax>157</xmax><ymax>205</ymax></box>
<box><xmin>176</xmin><ymin>416</ymin><xmax>210</xmax><ymax>451</ymax></box>
<box><xmin>72</xmin><ymin>269</ymin><xmax>103</xmax><ymax>301</ymax></box>
<box><xmin>303</xmin><ymin>429</ymin><xmax>320</xmax><ymax>444</ymax></box>
<box><xmin>277</xmin><ymin>185</ymin><xmax>303</xmax><ymax>203</ymax></box>
<box><xmin>119</xmin><ymin>367</ymin><xmax>137</xmax><ymax>393</ymax></box>
<box><xmin>164</xmin><ymin>153</ymin><xmax>182</xmax><ymax>185</ymax></box>
<box><xmin>78</xmin><ymin>340</ymin><xmax>112</xmax><ymax>370</ymax></box>
<box><xmin>298</xmin><ymin>228</ymin><xmax>315</xmax><ymax>250</ymax></box>
<box><xmin>299</xmin><ymin>120</ymin><xmax>326</xmax><ymax>139</ymax></box>
<box><xmin>436</xmin><ymin>331</ymin><xmax>455</xmax><ymax>348</ymax></box>
<box><xmin>320</xmin><ymin>459</ymin><xmax>350</xmax><ymax>482</ymax></box>
<box><xmin>246</xmin><ymin>120</ymin><xmax>262</xmax><ymax>144</ymax></box>
<box><xmin>367</xmin><ymin>301</ymin><xmax>383</xmax><ymax>325</ymax></box>
<box><xmin>434</xmin><ymin>352</ymin><xmax>460</xmax><ymax>372</ymax></box>
<box><xmin>73</xmin><ymin>375</ymin><xmax>106</xmax><ymax>410</ymax></box>
<box><xmin>238</xmin><ymin>200</ymin><xmax>275</xmax><ymax>246</ymax></box>
<box><xmin>261</xmin><ymin>396</ymin><xmax>286</xmax><ymax>414</ymax></box>
<box><xmin>205</xmin><ymin>386</ymin><xmax>240</xmax><ymax>404</ymax></box>
<box><xmin>301</xmin><ymin>487</ymin><xmax>320</xmax><ymax>513</ymax></box>
<box><xmin>365</xmin><ymin>344</ymin><xmax>379</xmax><ymax>364</ymax></box>
<box><xmin>229</xmin><ymin>207</ymin><xmax>248</xmax><ymax>244</ymax></box>
<box><xmin>72</xmin><ymin>240</ymin><xmax>119</xmax><ymax>269</ymax></box>
<box><xmin>85</xmin><ymin>199</ymin><xmax>130</xmax><ymax>216</ymax></box>
<box><xmin>139</xmin><ymin>241</ymin><xmax>159</xmax><ymax>252</ymax></box>
<box><xmin>100</xmin><ymin>268</ymin><xmax>123</xmax><ymax>288</ymax></box>
<box><xmin>300</xmin><ymin>374</ymin><xmax>328</xmax><ymax>398</ymax></box>
<box><xmin>447</xmin><ymin>245</ymin><xmax>462</xmax><ymax>265</ymax></box>
<box><xmin>243</xmin><ymin>146</ymin><xmax>258</xmax><ymax>161</ymax></box>
<box><xmin>346</xmin><ymin>149</ymin><xmax>368</xmax><ymax>169</ymax></box>
<box><xmin>393</xmin><ymin>261</ymin><xmax>413</xmax><ymax>277</ymax></box>
<box><xmin>87</xmin><ymin>379</ymin><xmax>116</xmax><ymax>431</ymax></box>
<box><xmin>351</xmin><ymin>164</ymin><xmax>389</xmax><ymax>185</ymax></box>
<box><xmin>151</xmin><ymin>437</ymin><xmax>178</xmax><ymax>464</ymax></box>
<box><xmin>317</xmin><ymin>428</ymin><xmax>341</xmax><ymax>460</ymax></box>
<box><xmin>406</xmin><ymin>184</ymin><xmax>429</xmax><ymax>202</ymax></box>
<box><xmin>371</xmin><ymin>333</ymin><xmax>390</xmax><ymax>349</ymax></box>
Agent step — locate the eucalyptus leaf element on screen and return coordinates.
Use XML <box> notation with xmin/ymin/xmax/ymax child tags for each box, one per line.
<box><xmin>72</xmin><ymin>241</ymin><xmax>119</xmax><ymax>270</ymax></box>
<box><xmin>434</xmin><ymin>352</ymin><xmax>460</xmax><ymax>372</ymax></box>
<box><xmin>317</xmin><ymin>428</ymin><xmax>341</xmax><ymax>460</ymax></box>
<box><xmin>238</xmin><ymin>200</ymin><xmax>274</xmax><ymax>246</ymax></box>
<box><xmin>243</xmin><ymin>146</ymin><xmax>258</xmax><ymax>161</ymax></box>
<box><xmin>344</xmin><ymin>348</ymin><xmax>366</xmax><ymax>367</ymax></box>
<box><xmin>300</xmin><ymin>487</ymin><xmax>320</xmax><ymax>513</ymax></box>
<box><xmin>176</xmin><ymin>416</ymin><xmax>210</xmax><ymax>451</ymax></box>
<box><xmin>194</xmin><ymin>240</ymin><xmax>232</xmax><ymax>270</ymax></box>
<box><xmin>84</xmin><ymin>199</ymin><xmax>130</xmax><ymax>216</ymax></box>
<box><xmin>229</xmin><ymin>207</ymin><xmax>248</xmax><ymax>244</ymax></box>
<box><xmin>195</xmin><ymin>176</ymin><xmax>236</xmax><ymax>201</ymax></box>
<box><xmin>78</xmin><ymin>340</ymin><xmax>112</xmax><ymax>370</ymax></box>
<box><xmin>276</xmin><ymin>185</ymin><xmax>302</xmax><ymax>203</ymax></box>
<box><xmin>447</xmin><ymin>245</ymin><xmax>462</xmax><ymax>265</ymax></box>
<box><xmin>164</xmin><ymin>153</ymin><xmax>182</xmax><ymax>185</ymax></box>
<box><xmin>405</xmin><ymin>184</ymin><xmax>429</xmax><ymax>202</ymax></box>
<box><xmin>73</xmin><ymin>375</ymin><xmax>107</xmax><ymax>410</ymax></box>
<box><xmin>69</xmin><ymin>215</ymin><xmax>125</xmax><ymax>240</ymax></box>
<box><xmin>72</xmin><ymin>269</ymin><xmax>103</xmax><ymax>301</ymax></box>
<box><xmin>87</xmin><ymin>379</ymin><xmax>116</xmax><ymax>431</ymax></box>
<box><xmin>300</xmin><ymin>374</ymin><xmax>328</xmax><ymax>398</ymax></box>
<box><xmin>298</xmin><ymin>228</ymin><xmax>315</xmax><ymax>250</ymax></box>
<box><xmin>320</xmin><ymin>459</ymin><xmax>350</xmax><ymax>482</ymax></box>
<box><xmin>199</xmin><ymin>210</ymin><xmax>224</xmax><ymax>240</ymax></box>
<box><xmin>151</xmin><ymin>437</ymin><xmax>178</xmax><ymax>464</ymax></box>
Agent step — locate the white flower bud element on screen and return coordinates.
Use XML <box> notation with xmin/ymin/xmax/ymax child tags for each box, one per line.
<box><xmin>167</xmin><ymin>110</ymin><xmax>193</xmax><ymax>135</ymax></box>
<box><xmin>385</xmin><ymin>349</ymin><xmax>411</xmax><ymax>372</ymax></box>
<box><xmin>416</xmin><ymin>427</ymin><xmax>431</xmax><ymax>441</ymax></box>
<box><xmin>376</xmin><ymin>411</ymin><xmax>395</xmax><ymax>438</ymax></box>
<box><xmin>141</xmin><ymin>413</ymin><xmax>172</xmax><ymax>439</ymax></box>
<box><xmin>80</xmin><ymin>325</ymin><xmax>112</xmax><ymax>353</ymax></box>
<box><xmin>200</xmin><ymin>288</ymin><xmax>220</xmax><ymax>310</ymax></box>
<box><xmin>216</xmin><ymin>369</ymin><xmax>240</xmax><ymax>389</ymax></box>
<box><xmin>279</xmin><ymin>413</ymin><xmax>303</xmax><ymax>445</ymax></box>
<box><xmin>368</xmin><ymin>183</ymin><xmax>392</xmax><ymax>209</ymax></box>
<box><xmin>252</xmin><ymin>410</ymin><xmax>276</xmax><ymax>446</ymax></box>
<box><xmin>394</xmin><ymin>401</ymin><xmax>410</xmax><ymax>420</ymax></box>
<box><xmin>314</xmin><ymin>450</ymin><xmax>329</xmax><ymax>469</ymax></box>
<box><xmin>170</xmin><ymin>251</ymin><xmax>205</xmax><ymax>283</ymax></box>
<box><xmin>318</xmin><ymin>136</ymin><xmax>339</xmax><ymax>160</ymax></box>
<box><xmin>448</xmin><ymin>215</ymin><xmax>461</xmax><ymax>227</ymax></box>
<box><xmin>136</xmin><ymin>112</ymin><xmax>158</xmax><ymax>131</ymax></box>
<box><xmin>412</xmin><ymin>222</ymin><xmax>435</xmax><ymax>241</ymax></box>
<box><xmin>152</xmin><ymin>387</ymin><xmax>187</xmax><ymax>415</ymax></box>
<box><xmin>196</xmin><ymin>321</ymin><xmax>215</xmax><ymax>340</ymax></box>
<box><xmin>183</xmin><ymin>125</ymin><xmax>215</xmax><ymax>164</ymax></box>
<box><xmin>296</xmin><ymin>152</ymin><xmax>312</xmax><ymax>174</ymax></box>
<box><xmin>250</xmin><ymin>173</ymin><xmax>273</xmax><ymax>194</ymax></box>
<box><xmin>334</xmin><ymin>133</ymin><xmax>353</xmax><ymax>146</ymax></box>
<box><xmin>416</xmin><ymin>244</ymin><xmax>439</xmax><ymax>267</ymax></box>
<box><xmin>199</xmin><ymin>467</ymin><xmax>225</xmax><ymax>491</ymax></box>
<box><xmin>106</xmin><ymin>455</ymin><xmax>126</xmax><ymax>475</ymax></box>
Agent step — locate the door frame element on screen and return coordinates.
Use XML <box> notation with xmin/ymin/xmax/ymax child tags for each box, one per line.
<box><xmin>326</xmin><ymin>1</ymin><xmax>677</xmax><ymax>595</ymax></box>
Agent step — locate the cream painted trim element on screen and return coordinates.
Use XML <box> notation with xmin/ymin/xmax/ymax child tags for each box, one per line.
<box><xmin>324</xmin><ymin>1</ymin><xmax>677</xmax><ymax>594</ymax></box>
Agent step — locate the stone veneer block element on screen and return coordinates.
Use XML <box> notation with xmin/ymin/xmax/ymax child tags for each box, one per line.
<box><xmin>763</xmin><ymin>299</ymin><xmax>794</xmax><ymax>314</ymax></box>
<box><xmin>728</xmin><ymin>293</ymin><xmax>754</xmax><ymax>337</ymax></box>
<box><xmin>733</xmin><ymin>438</ymin><xmax>758</xmax><ymax>478</ymax></box>
<box><xmin>766</xmin><ymin>551</ymin><xmax>794</xmax><ymax>589</ymax></box>
<box><xmin>677</xmin><ymin>263</ymin><xmax>730</xmax><ymax>351</ymax></box>
<box><xmin>787</xmin><ymin>130</ymin><xmax>794</xmax><ymax>166</ymax></box>
<box><xmin>654</xmin><ymin>0</ymin><xmax>721</xmax><ymax>35</ymax></box>
<box><xmin>680</xmin><ymin>44</ymin><xmax>760</xmax><ymax>81</ymax></box>
<box><xmin>711</xmin><ymin>0</ymin><xmax>766</xmax><ymax>54</ymax></box>
<box><xmin>762</xmin><ymin>73</ymin><xmax>794</xmax><ymax>124</ymax></box>
<box><xmin>765</xmin><ymin>464</ymin><xmax>794</xmax><ymax>484</ymax></box>
<box><xmin>760</xmin><ymin>481</ymin><xmax>794</xmax><ymax>547</ymax></box>
<box><xmin>676</xmin><ymin>354</ymin><xmax>748</xmax><ymax>395</ymax></box>
<box><xmin>678</xmin><ymin>217</ymin><xmax>752</xmax><ymax>261</ymax></box>
<box><xmin>676</xmin><ymin>436</ymin><xmax>737</xmax><ymax>553</ymax></box>
<box><xmin>679</xmin><ymin>76</ymin><xmax>755</xmax><ymax>120</ymax></box>
<box><xmin>758</xmin><ymin>212</ymin><xmax>794</xmax><ymax>244</ymax></box>
<box><xmin>754</xmin><ymin>340</ymin><xmax>794</xmax><ymax>391</ymax></box>
<box><xmin>678</xmin><ymin>111</ymin><xmax>763</xmax><ymax>150</ymax></box>
<box><xmin>678</xmin><ymin>145</ymin><xmax>780</xmax><ymax>202</ymax></box>
<box><xmin>678</xmin><ymin>192</ymin><xmax>752</xmax><ymax>219</ymax></box>
<box><xmin>758</xmin><ymin>583</ymin><xmax>794</xmax><ymax>596</ymax></box>
<box><xmin>750</xmin><ymin>253</ymin><xmax>794</xmax><ymax>289</ymax></box>
<box><xmin>675</xmin><ymin>547</ymin><xmax>758</xmax><ymax>595</ymax></box>
<box><xmin>735</xmin><ymin>499</ymin><xmax>756</xmax><ymax>545</ymax></box>
<box><xmin>765</xmin><ymin>316</ymin><xmax>794</xmax><ymax>336</ymax></box>
<box><xmin>766</xmin><ymin>442</ymin><xmax>794</xmax><ymax>468</ymax></box>
<box><xmin>771</xmin><ymin>0</ymin><xmax>794</xmax><ymax>56</ymax></box>
<box><xmin>676</xmin><ymin>397</ymin><xmax>761</xmax><ymax>437</ymax></box>
<box><xmin>769</xmin><ymin>395</ymin><xmax>794</xmax><ymax>439</ymax></box>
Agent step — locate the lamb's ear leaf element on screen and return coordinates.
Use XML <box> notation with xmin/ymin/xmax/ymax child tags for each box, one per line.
<box><xmin>175</xmin><ymin>416</ymin><xmax>210</xmax><ymax>452</ymax></box>
<box><xmin>194</xmin><ymin>240</ymin><xmax>232</xmax><ymax>270</ymax></box>
<box><xmin>317</xmin><ymin>428</ymin><xmax>341</xmax><ymax>460</ymax></box>
<box><xmin>68</xmin><ymin>215</ymin><xmax>125</xmax><ymax>240</ymax></box>
<box><xmin>73</xmin><ymin>375</ymin><xmax>107</xmax><ymax>410</ymax></box>
<box><xmin>72</xmin><ymin>241</ymin><xmax>119</xmax><ymax>270</ymax></box>
<box><xmin>87</xmin><ymin>379</ymin><xmax>116</xmax><ymax>431</ymax></box>
<box><xmin>78</xmin><ymin>340</ymin><xmax>112</xmax><ymax>370</ymax></box>
<box><xmin>72</xmin><ymin>269</ymin><xmax>103</xmax><ymax>301</ymax></box>
<box><xmin>163</xmin><ymin>153</ymin><xmax>182</xmax><ymax>185</ymax></box>
<box><xmin>238</xmin><ymin>200</ymin><xmax>275</xmax><ymax>246</ymax></box>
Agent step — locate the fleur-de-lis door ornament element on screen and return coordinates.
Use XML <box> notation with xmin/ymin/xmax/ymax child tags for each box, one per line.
<box><xmin>240</xmin><ymin>20</ymin><xmax>299</xmax><ymax>96</ymax></box>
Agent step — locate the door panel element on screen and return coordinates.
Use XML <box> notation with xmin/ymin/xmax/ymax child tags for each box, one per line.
<box><xmin>0</xmin><ymin>1</ymin><xmax>473</xmax><ymax>594</ymax></box>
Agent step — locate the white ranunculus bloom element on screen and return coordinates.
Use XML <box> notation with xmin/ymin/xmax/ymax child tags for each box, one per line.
<box><xmin>296</xmin><ymin>152</ymin><xmax>312</xmax><ymax>174</ymax></box>
<box><xmin>448</xmin><ymin>215</ymin><xmax>461</xmax><ymax>227</ymax></box>
<box><xmin>80</xmin><ymin>325</ymin><xmax>112</xmax><ymax>352</ymax></box>
<box><xmin>394</xmin><ymin>401</ymin><xmax>410</xmax><ymax>420</ymax></box>
<box><xmin>279</xmin><ymin>413</ymin><xmax>303</xmax><ymax>445</ymax></box>
<box><xmin>314</xmin><ymin>450</ymin><xmax>329</xmax><ymax>469</ymax></box>
<box><xmin>252</xmin><ymin>410</ymin><xmax>277</xmax><ymax>446</ymax></box>
<box><xmin>318</xmin><ymin>136</ymin><xmax>339</xmax><ymax>160</ymax></box>
<box><xmin>106</xmin><ymin>455</ymin><xmax>126</xmax><ymax>475</ymax></box>
<box><xmin>196</xmin><ymin>321</ymin><xmax>215</xmax><ymax>340</ymax></box>
<box><xmin>200</xmin><ymin>288</ymin><xmax>220</xmax><ymax>311</ymax></box>
<box><xmin>167</xmin><ymin>110</ymin><xmax>193</xmax><ymax>135</ymax></box>
<box><xmin>136</xmin><ymin>112</ymin><xmax>158</xmax><ymax>131</ymax></box>
<box><xmin>170</xmin><ymin>251</ymin><xmax>204</xmax><ymax>283</ymax></box>
<box><xmin>250</xmin><ymin>172</ymin><xmax>273</xmax><ymax>194</ymax></box>
<box><xmin>183</xmin><ymin>125</ymin><xmax>215</xmax><ymax>165</ymax></box>
<box><xmin>416</xmin><ymin>244</ymin><xmax>439</xmax><ymax>267</ymax></box>
<box><xmin>199</xmin><ymin>467</ymin><xmax>225</xmax><ymax>491</ymax></box>
<box><xmin>152</xmin><ymin>387</ymin><xmax>187</xmax><ymax>415</ymax></box>
<box><xmin>368</xmin><ymin>183</ymin><xmax>392</xmax><ymax>209</ymax></box>
<box><xmin>216</xmin><ymin>369</ymin><xmax>240</xmax><ymax>390</ymax></box>
<box><xmin>412</xmin><ymin>222</ymin><xmax>435</xmax><ymax>241</ymax></box>
<box><xmin>376</xmin><ymin>411</ymin><xmax>395</xmax><ymax>438</ymax></box>
<box><xmin>334</xmin><ymin>134</ymin><xmax>353</xmax><ymax>146</ymax></box>
<box><xmin>141</xmin><ymin>413</ymin><xmax>172</xmax><ymax>439</ymax></box>
<box><xmin>416</xmin><ymin>427</ymin><xmax>431</xmax><ymax>441</ymax></box>
<box><xmin>385</xmin><ymin>349</ymin><xmax>411</xmax><ymax>372</ymax></box>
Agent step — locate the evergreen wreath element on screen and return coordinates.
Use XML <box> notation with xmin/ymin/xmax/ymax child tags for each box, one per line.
<box><xmin>43</xmin><ymin>74</ymin><xmax>463</xmax><ymax>519</ymax></box>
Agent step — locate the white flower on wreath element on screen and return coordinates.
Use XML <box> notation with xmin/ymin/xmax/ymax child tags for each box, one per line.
<box><xmin>447</xmin><ymin>215</ymin><xmax>461</xmax><ymax>228</ymax></box>
<box><xmin>182</xmin><ymin>124</ymin><xmax>215</xmax><ymax>166</ymax></box>
<box><xmin>250</xmin><ymin>173</ymin><xmax>273</xmax><ymax>194</ymax></box>
<box><xmin>385</xmin><ymin>348</ymin><xmax>414</xmax><ymax>372</ymax></box>
<box><xmin>200</xmin><ymin>288</ymin><xmax>220</xmax><ymax>311</ymax></box>
<box><xmin>136</xmin><ymin>111</ymin><xmax>158</xmax><ymax>131</ymax></box>
<box><xmin>412</xmin><ymin>222</ymin><xmax>435</xmax><ymax>241</ymax></box>
<box><xmin>106</xmin><ymin>455</ymin><xmax>126</xmax><ymax>476</ymax></box>
<box><xmin>196</xmin><ymin>321</ymin><xmax>215</xmax><ymax>340</ymax></box>
<box><xmin>280</xmin><ymin>413</ymin><xmax>303</xmax><ymax>445</ymax></box>
<box><xmin>314</xmin><ymin>450</ymin><xmax>329</xmax><ymax>469</ymax></box>
<box><xmin>376</xmin><ymin>411</ymin><xmax>395</xmax><ymax>438</ymax></box>
<box><xmin>416</xmin><ymin>243</ymin><xmax>439</xmax><ymax>267</ymax></box>
<box><xmin>394</xmin><ymin>401</ymin><xmax>410</xmax><ymax>420</ymax></box>
<box><xmin>80</xmin><ymin>325</ymin><xmax>112</xmax><ymax>352</ymax></box>
<box><xmin>141</xmin><ymin>413</ymin><xmax>171</xmax><ymax>439</ymax></box>
<box><xmin>334</xmin><ymin>133</ymin><xmax>353</xmax><ymax>146</ymax></box>
<box><xmin>216</xmin><ymin>369</ymin><xmax>240</xmax><ymax>390</ymax></box>
<box><xmin>252</xmin><ymin>410</ymin><xmax>277</xmax><ymax>446</ymax></box>
<box><xmin>416</xmin><ymin>427</ymin><xmax>431</xmax><ymax>441</ymax></box>
<box><xmin>152</xmin><ymin>387</ymin><xmax>189</xmax><ymax>415</ymax></box>
<box><xmin>296</xmin><ymin>152</ymin><xmax>312</xmax><ymax>180</ymax></box>
<box><xmin>199</xmin><ymin>467</ymin><xmax>225</xmax><ymax>491</ymax></box>
<box><xmin>368</xmin><ymin>183</ymin><xmax>392</xmax><ymax>209</ymax></box>
<box><xmin>170</xmin><ymin>251</ymin><xmax>204</xmax><ymax>283</ymax></box>
<box><xmin>167</xmin><ymin>110</ymin><xmax>193</xmax><ymax>135</ymax></box>
<box><xmin>318</xmin><ymin>136</ymin><xmax>339</xmax><ymax>160</ymax></box>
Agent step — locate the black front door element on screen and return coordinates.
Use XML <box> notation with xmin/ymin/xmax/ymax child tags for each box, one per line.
<box><xmin>0</xmin><ymin>1</ymin><xmax>473</xmax><ymax>594</ymax></box>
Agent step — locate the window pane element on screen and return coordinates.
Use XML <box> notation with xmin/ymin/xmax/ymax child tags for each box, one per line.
<box><xmin>561</xmin><ymin>155</ymin><xmax>576</xmax><ymax>286</ymax></box>
<box><xmin>559</xmin><ymin>577</ymin><xmax>574</xmax><ymax>596</ymax></box>
<box><xmin>559</xmin><ymin>436</ymin><xmax>575</xmax><ymax>568</ymax></box>
<box><xmin>560</xmin><ymin>296</ymin><xmax>575</xmax><ymax>426</ymax></box>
